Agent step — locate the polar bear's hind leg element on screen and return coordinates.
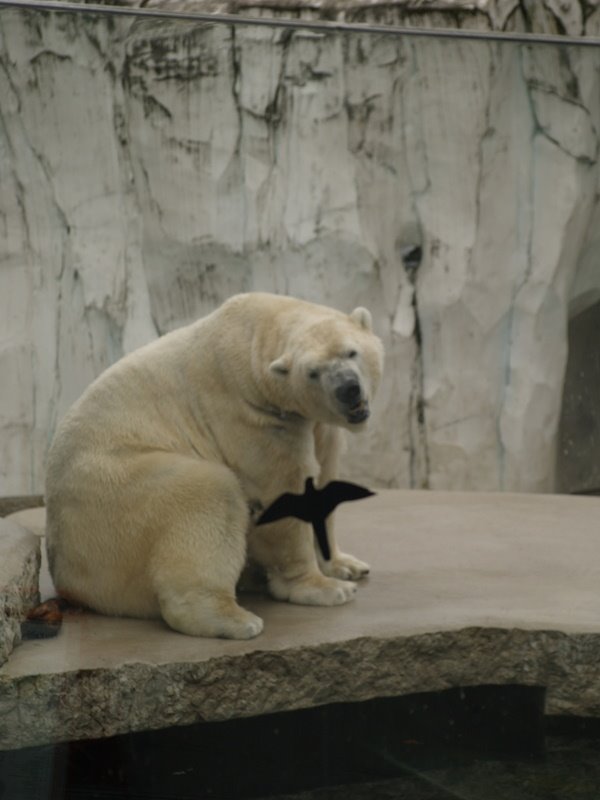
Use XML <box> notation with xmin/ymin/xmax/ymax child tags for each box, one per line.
<box><xmin>147</xmin><ymin>457</ymin><xmax>263</xmax><ymax>639</ymax></box>
<box><xmin>157</xmin><ymin>585</ymin><xmax>263</xmax><ymax>639</ymax></box>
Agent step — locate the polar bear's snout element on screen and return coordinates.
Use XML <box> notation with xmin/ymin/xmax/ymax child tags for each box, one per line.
<box><xmin>334</xmin><ymin>375</ymin><xmax>361</xmax><ymax>406</ymax></box>
<box><xmin>331</xmin><ymin>370</ymin><xmax>370</xmax><ymax>424</ymax></box>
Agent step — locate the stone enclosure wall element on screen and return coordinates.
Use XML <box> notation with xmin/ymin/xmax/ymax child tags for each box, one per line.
<box><xmin>1</xmin><ymin>0</ymin><xmax>599</xmax><ymax>495</ymax></box>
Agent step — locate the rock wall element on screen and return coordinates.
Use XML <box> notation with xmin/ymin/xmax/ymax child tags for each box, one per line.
<box><xmin>1</xmin><ymin>0</ymin><xmax>599</xmax><ymax>494</ymax></box>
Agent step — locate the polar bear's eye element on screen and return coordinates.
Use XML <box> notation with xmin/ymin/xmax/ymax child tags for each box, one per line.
<box><xmin>308</xmin><ymin>368</ymin><xmax>320</xmax><ymax>380</ymax></box>
<box><xmin>346</xmin><ymin>350</ymin><xmax>358</xmax><ymax>359</ymax></box>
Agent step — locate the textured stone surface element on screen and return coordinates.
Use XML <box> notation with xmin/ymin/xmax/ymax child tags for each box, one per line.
<box><xmin>0</xmin><ymin>519</ymin><xmax>40</xmax><ymax>669</ymax></box>
<box><xmin>103</xmin><ymin>0</ymin><xmax>600</xmax><ymax>36</ymax></box>
<box><xmin>1</xmin><ymin>0</ymin><xmax>600</xmax><ymax>497</ymax></box>
<box><xmin>1</xmin><ymin>490</ymin><xmax>600</xmax><ymax>750</ymax></box>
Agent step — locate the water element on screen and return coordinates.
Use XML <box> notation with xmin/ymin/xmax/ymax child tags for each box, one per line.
<box><xmin>2</xmin><ymin>687</ymin><xmax>600</xmax><ymax>799</ymax></box>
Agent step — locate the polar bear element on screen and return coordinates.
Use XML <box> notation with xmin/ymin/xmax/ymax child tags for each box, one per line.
<box><xmin>45</xmin><ymin>292</ymin><xmax>384</xmax><ymax>639</ymax></box>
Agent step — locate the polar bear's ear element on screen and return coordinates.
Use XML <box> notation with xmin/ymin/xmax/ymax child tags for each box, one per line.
<box><xmin>270</xmin><ymin>355</ymin><xmax>291</xmax><ymax>376</ymax></box>
<box><xmin>350</xmin><ymin>306</ymin><xmax>373</xmax><ymax>331</ymax></box>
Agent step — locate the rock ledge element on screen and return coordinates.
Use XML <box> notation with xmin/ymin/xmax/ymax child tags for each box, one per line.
<box><xmin>0</xmin><ymin>519</ymin><xmax>40</xmax><ymax>670</ymax></box>
<box><xmin>1</xmin><ymin>490</ymin><xmax>600</xmax><ymax>749</ymax></box>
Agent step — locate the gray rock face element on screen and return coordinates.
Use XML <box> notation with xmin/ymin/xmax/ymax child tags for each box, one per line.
<box><xmin>1</xmin><ymin>0</ymin><xmax>600</xmax><ymax>495</ymax></box>
<box><xmin>0</xmin><ymin>520</ymin><xmax>40</xmax><ymax>668</ymax></box>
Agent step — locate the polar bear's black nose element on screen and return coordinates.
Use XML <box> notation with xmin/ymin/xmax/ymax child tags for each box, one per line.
<box><xmin>335</xmin><ymin>379</ymin><xmax>361</xmax><ymax>406</ymax></box>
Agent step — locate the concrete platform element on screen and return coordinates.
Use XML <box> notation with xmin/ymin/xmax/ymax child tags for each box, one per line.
<box><xmin>1</xmin><ymin>490</ymin><xmax>600</xmax><ymax>750</ymax></box>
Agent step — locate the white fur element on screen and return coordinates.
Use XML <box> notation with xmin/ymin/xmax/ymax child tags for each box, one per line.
<box><xmin>45</xmin><ymin>293</ymin><xmax>384</xmax><ymax>639</ymax></box>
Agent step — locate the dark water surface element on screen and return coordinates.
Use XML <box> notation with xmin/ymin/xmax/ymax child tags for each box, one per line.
<box><xmin>2</xmin><ymin>687</ymin><xmax>599</xmax><ymax>799</ymax></box>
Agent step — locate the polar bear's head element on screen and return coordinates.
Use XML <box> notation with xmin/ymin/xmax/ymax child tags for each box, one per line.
<box><xmin>269</xmin><ymin>306</ymin><xmax>384</xmax><ymax>431</ymax></box>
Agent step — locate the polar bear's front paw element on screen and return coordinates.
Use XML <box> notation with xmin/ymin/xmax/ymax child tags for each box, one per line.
<box><xmin>269</xmin><ymin>574</ymin><xmax>357</xmax><ymax>606</ymax></box>
<box><xmin>321</xmin><ymin>552</ymin><xmax>370</xmax><ymax>581</ymax></box>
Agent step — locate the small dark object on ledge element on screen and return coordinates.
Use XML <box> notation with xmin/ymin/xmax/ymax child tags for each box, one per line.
<box><xmin>20</xmin><ymin>598</ymin><xmax>67</xmax><ymax>640</ymax></box>
<box><xmin>257</xmin><ymin>477</ymin><xmax>375</xmax><ymax>560</ymax></box>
